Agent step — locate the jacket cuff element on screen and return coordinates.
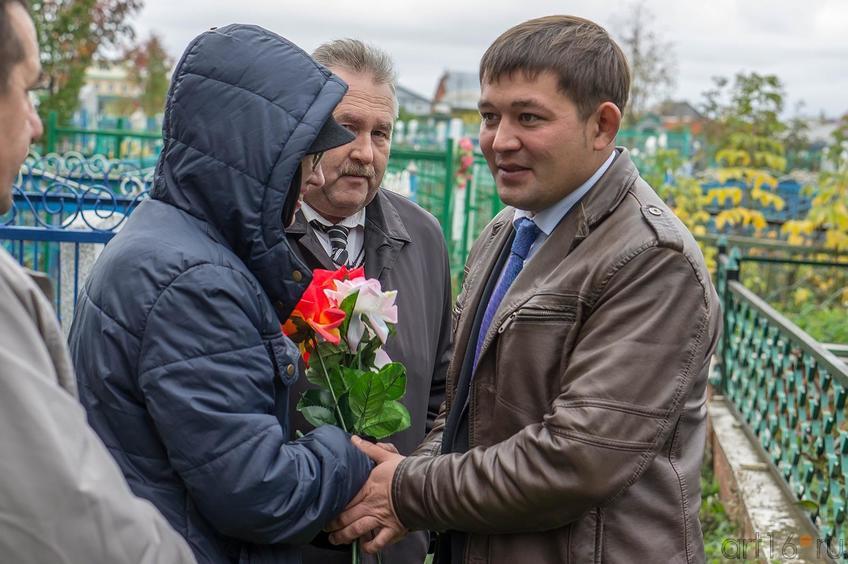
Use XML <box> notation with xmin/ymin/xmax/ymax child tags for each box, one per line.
<box><xmin>392</xmin><ymin>455</ymin><xmax>440</xmax><ymax>532</ymax></box>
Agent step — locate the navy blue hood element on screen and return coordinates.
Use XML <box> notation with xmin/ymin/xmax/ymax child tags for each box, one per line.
<box><xmin>70</xmin><ymin>26</ymin><xmax>373</xmax><ymax>564</ymax></box>
<box><xmin>152</xmin><ymin>24</ymin><xmax>347</xmax><ymax>317</ymax></box>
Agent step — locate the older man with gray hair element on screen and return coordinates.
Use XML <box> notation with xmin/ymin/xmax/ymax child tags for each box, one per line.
<box><xmin>286</xmin><ymin>39</ymin><xmax>452</xmax><ymax>564</ymax></box>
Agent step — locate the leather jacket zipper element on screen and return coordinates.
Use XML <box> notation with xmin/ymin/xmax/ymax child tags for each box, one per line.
<box><xmin>498</xmin><ymin>308</ymin><xmax>576</xmax><ymax>333</ymax></box>
<box><xmin>497</xmin><ymin>313</ymin><xmax>518</xmax><ymax>334</ymax></box>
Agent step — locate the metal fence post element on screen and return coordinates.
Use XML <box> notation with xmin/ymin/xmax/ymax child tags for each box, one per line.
<box><xmin>441</xmin><ymin>138</ymin><xmax>455</xmax><ymax>246</ymax></box>
<box><xmin>116</xmin><ymin>117</ymin><xmax>127</xmax><ymax>159</ymax></box>
<box><xmin>46</xmin><ymin>111</ymin><xmax>58</xmax><ymax>154</ymax></box>
<box><xmin>727</xmin><ymin>247</ymin><xmax>741</xmax><ymax>282</ymax></box>
<box><xmin>716</xmin><ymin>240</ymin><xmax>740</xmax><ymax>392</ymax></box>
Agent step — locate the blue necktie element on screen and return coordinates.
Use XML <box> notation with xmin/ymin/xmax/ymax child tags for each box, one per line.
<box><xmin>473</xmin><ymin>217</ymin><xmax>540</xmax><ymax>370</ymax></box>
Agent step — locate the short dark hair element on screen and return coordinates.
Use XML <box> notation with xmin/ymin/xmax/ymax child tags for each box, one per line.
<box><xmin>0</xmin><ymin>0</ymin><xmax>28</xmax><ymax>94</ymax></box>
<box><xmin>480</xmin><ymin>15</ymin><xmax>630</xmax><ymax>121</ymax></box>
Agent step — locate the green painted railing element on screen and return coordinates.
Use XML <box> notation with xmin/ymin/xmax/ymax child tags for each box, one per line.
<box><xmin>43</xmin><ymin>112</ymin><xmax>162</xmax><ymax>167</ymax></box>
<box><xmin>38</xmin><ymin>119</ymin><xmax>505</xmax><ymax>289</ymax></box>
<box><xmin>697</xmin><ymin>233</ymin><xmax>845</xmax><ymax>259</ymax></box>
<box><xmin>387</xmin><ymin>141</ymin><xmax>503</xmax><ymax>292</ymax></box>
<box><xmin>716</xmin><ymin>244</ymin><xmax>848</xmax><ymax>552</ymax></box>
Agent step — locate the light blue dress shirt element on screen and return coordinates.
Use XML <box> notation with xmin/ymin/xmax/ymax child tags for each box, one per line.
<box><xmin>513</xmin><ymin>149</ymin><xmax>617</xmax><ymax>263</ymax></box>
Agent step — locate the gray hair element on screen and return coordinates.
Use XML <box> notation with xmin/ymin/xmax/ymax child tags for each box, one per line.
<box><xmin>312</xmin><ymin>38</ymin><xmax>399</xmax><ymax>117</ymax></box>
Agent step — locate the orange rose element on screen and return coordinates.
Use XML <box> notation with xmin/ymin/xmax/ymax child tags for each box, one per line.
<box><xmin>281</xmin><ymin>266</ymin><xmax>365</xmax><ymax>362</ymax></box>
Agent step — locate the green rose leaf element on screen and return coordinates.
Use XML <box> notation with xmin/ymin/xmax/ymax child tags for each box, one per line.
<box><xmin>378</xmin><ymin>362</ymin><xmax>406</xmax><ymax>401</ymax></box>
<box><xmin>361</xmin><ymin>400</ymin><xmax>411</xmax><ymax>439</ymax></box>
<box><xmin>349</xmin><ymin>372</ymin><xmax>387</xmax><ymax>432</ymax></box>
<box><xmin>314</xmin><ymin>341</ymin><xmax>347</xmax><ymax>370</ymax></box>
<box><xmin>307</xmin><ymin>363</ymin><xmax>345</xmax><ymax>398</ymax></box>
<box><xmin>299</xmin><ymin>405</ymin><xmax>338</xmax><ymax>428</ymax></box>
<box><xmin>298</xmin><ymin>388</ymin><xmax>335</xmax><ymax>409</ymax></box>
<box><xmin>339</xmin><ymin>291</ymin><xmax>359</xmax><ymax>339</ymax></box>
<box><xmin>341</xmin><ymin>367</ymin><xmax>367</xmax><ymax>391</ymax></box>
<box><xmin>358</xmin><ymin>334</ymin><xmax>382</xmax><ymax>368</ymax></box>
<box><xmin>337</xmin><ymin>392</ymin><xmax>357</xmax><ymax>432</ymax></box>
<box><xmin>297</xmin><ymin>390</ymin><xmax>339</xmax><ymax>428</ymax></box>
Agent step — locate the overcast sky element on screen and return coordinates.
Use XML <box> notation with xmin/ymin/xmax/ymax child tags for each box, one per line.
<box><xmin>131</xmin><ymin>0</ymin><xmax>848</xmax><ymax>118</ymax></box>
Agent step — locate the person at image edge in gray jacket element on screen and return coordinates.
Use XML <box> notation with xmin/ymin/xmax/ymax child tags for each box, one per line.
<box><xmin>0</xmin><ymin>0</ymin><xmax>196</xmax><ymax>561</ymax></box>
<box><xmin>68</xmin><ymin>24</ymin><xmax>372</xmax><ymax>563</ymax></box>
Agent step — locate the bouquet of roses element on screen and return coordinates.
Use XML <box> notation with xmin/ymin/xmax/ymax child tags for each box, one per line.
<box><xmin>282</xmin><ymin>265</ymin><xmax>411</xmax><ymax>441</ymax></box>
<box><xmin>282</xmin><ymin>266</ymin><xmax>409</xmax><ymax>563</ymax></box>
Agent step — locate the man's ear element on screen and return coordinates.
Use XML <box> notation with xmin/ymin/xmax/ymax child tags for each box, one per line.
<box><xmin>591</xmin><ymin>101</ymin><xmax>622</xmax><ymax>151</ymax></box>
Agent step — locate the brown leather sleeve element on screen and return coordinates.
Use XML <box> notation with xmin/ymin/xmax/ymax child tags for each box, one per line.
<box><xmin>392</xmin><ymin>245</ymin><xmax>717</xmax><ymax>533</ymax></box>
<box><xmin>410</xmin><ymin>400</ymin><xmax>447</xmax><ymax>457</ymax></box>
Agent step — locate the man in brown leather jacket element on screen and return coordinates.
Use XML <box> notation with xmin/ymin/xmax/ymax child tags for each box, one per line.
<box><xmin>328</xmin><ymin>15</ymin><xmax>721</xmax><ymax>564</ymax></box>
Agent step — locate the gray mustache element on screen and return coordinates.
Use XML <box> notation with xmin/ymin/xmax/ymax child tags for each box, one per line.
<box><xmin>339</xmin><ymin>163</ymin><xmax>376</xmax><ymax>179</ymax></box>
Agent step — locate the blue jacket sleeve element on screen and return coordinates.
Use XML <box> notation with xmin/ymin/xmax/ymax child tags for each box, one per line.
<box><xmin>136</xmin><ymin>264</ymin><xmax>371</xmax><ymax>545</ymax></box>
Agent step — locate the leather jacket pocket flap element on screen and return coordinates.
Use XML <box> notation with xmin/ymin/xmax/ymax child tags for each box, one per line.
<box><xmin>503</xmin><ymin>294</ymin><xmax>578</xmax><ymax>331</ymax></box>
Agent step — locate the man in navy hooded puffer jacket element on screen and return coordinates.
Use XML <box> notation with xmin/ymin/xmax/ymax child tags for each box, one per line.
<box><xmin>68</xmin><ymin>24</ymin><xmax>372</xmax><ymax>563</ymax></box>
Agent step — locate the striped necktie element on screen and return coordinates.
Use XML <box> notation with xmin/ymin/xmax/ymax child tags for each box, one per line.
<box><xmin>310</xmin><ymin>220</ymin><xmax>350</xmax><ymax>268</ymax></box>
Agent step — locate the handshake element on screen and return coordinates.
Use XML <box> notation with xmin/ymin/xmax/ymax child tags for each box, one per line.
<box><xmin>326</xmin><ymin>436</ymin><xmax>409</xmax><ymax>554</ymax></box>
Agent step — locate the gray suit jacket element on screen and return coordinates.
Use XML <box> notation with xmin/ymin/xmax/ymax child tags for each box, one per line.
<box><xmin>287</xmin><ymin>189</ymin><xmax>452</xmax><ymax>563</ymax></box>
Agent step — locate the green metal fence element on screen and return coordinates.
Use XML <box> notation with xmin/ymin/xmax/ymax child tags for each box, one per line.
<box><xmin>387</xmin><ymin>141</ymin><xmax>455</xmax><ymax>240</ymax></box>
<box><xmin>387</xmin><ymin>141</ymin><xmax>503</xmax><ymax>292</ymax></box>
<box><xmin>43</xmin><ymin>112</ymin><xmax>162</xmax><ymax>168</ymax></box>
<box><xmin>617</xmin><ymin>129</ymin><xmax>695</xmax><ymax>162</ymax></box>
<box><xmin>39</xmin><ymin>116</ymin><xmax>506</xmax><ymax>289</ymax></box>
<box><xmin>716</xmin><ymin>244</ymin><xmax>848</xmax><ymax>552</ymax></box>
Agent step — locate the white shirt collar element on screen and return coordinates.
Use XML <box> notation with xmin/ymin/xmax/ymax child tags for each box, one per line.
<box><xmin>514</xmin><ymin>150</ymin><xmax>617</xmax><ymax>234</ymax></box>
<box><xmin>301</xmin><ymin>202</ymin><xmax>366</xmax><ymax>229</ymax></box>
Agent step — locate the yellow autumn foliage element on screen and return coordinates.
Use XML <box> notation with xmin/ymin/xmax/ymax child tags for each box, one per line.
<box><xmin>753</xmin><ymin>152</ymin><xmax>787</xmax><ymax>172</ymax></box>
<box><xmin>793</xmin><ymin>287</ymin><xmax>812</xmax><ymax>306</ymax></box>
<box><xmin>825</xmin><ymin>230</ymin><xmax>848</xmax><ymax>251</ymax></box>
<box><xmin>715</xmin><ymin>208</ymin><xmax>768</xmax><ymax>231</ymax></box>
<box><xmin>780</xmin><ymin>220</ymin><xmax>815</xmax><ymax>245</ymax></box>
<box><xmin>715</xmin><ymin>167</ymin><xmax>779</xmax><ymax>190</ymax></box>
<box><xmin>750</xmin><ymin>186</ymin><xmax>785</xmax><ymax>210</ymax></box>
<box><xmin>716</xmin><ymin>149</ymin><xmax>750</xmax><ymax>167</ymax></box>
<box><xmin>705</xmin><ymin>186</ymin><xmax>743</xmax><ymax>207</ymax></box>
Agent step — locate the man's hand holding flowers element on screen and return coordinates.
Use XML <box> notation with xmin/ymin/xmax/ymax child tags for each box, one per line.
<box><xmin>327</xmin><ymin>436</ymin><xmax>408</xmax><ymax>553</ymax></box>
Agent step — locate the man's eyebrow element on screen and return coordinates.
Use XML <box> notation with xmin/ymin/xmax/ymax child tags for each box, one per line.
<box><xmin>478</xmin><ymin>99</ymin><xmax>549</xmax><ymax>111</ymax></box>
<box><xmin>335</xmin><ymin>112</ymin><xmax>392</xmax><ymax>132</ymax></box>
<box><xmin>334</xmin><ymin>111</ymin><xmax>363</xmax><ymax>124</ymax></box>
<box><xmin>510</xmin><ymin>99</ymin><xmax>548</xmax><ymax>110</ymax></box>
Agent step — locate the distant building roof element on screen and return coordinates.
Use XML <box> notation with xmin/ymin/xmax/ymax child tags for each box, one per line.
<box><xmin>806</xmin><ymin>119</ymin><xmax>840</xmax><ymax>145</ymax></box>
<box><xmin>655</xmin><ymin>100</ymin><xmax>703</xmax><ymax>121</ymax></box>
<box><xmin>396</xmin><ymin>84</ymin><xmax>431</xmax><ymax>116</ymax></box>
<box><xmin>396</xmin><ymin>84</ymin><xmax>430</xmax><ymax>105</ymax></box>
<box><xmin>433</xmin><ymin>70</ymin><xmax>479</xmax><ymax>112</ymax></box>
<box><xmin>85</xmin><ymin>65</ymin><xmax>131</xmax><ymax>81</ymax></box>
